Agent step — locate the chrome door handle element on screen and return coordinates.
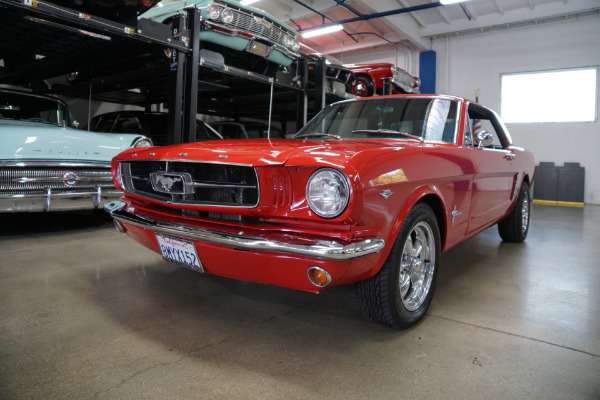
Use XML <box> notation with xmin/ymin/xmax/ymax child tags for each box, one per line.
<box><xmin>505</xmin><ymin>153</ymin><xmax>516</xmax><ymax>160</ymax></box>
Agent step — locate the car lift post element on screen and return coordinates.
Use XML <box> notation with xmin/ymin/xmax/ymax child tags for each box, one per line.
<box><xmin>183</xmin><ymin>7</ymin><xmax>201</xmax><ymax>144</ymax></box>
<box><xmin>168</xmin><ymin>13</ymin><xmax>187</xmax><ymax>145</ymax></box>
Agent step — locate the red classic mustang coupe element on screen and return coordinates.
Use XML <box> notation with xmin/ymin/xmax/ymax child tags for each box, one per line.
<box><xmin>105</xmin><ymin>94</ymin><xmax>535</xmax><ymax>329</ymax></box>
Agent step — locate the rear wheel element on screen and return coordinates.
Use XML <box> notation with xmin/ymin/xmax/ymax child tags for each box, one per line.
<box><xmin>498</xmin><ymin>181</ymin><xmax>530</xmax><ymax>243</ymax></box>
<box><xmin>356</xmin><ymin>203</ymin><xmax>440</xmax><ymax>329</ymax></box>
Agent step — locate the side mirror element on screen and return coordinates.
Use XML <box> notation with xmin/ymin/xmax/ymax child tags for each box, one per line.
<box><xmin>476</xmin><ymin>131</ymin><xmax>493</xmax><ymax>148</ymax></box>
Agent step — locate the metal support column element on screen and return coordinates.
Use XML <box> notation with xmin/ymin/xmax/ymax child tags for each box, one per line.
<box><xmin>312</xmin><ymin>55</ymin><xmax>326</xmax><ymax>117</ymax></box>
<box><xmin>183</xmin><ymin>8</ymin><xmax>200</xmax><ymax>143</ymax></box>
<box><xmin>381</xmin><ymin>77</ymin><xmax>392</xmax><ymax>95</ymax></box>
<box><xmin>168</xmin><ymin>14</ymin><xmax>187</xmax><ymax>145</ymax></box>
<box><xmin>296</xmin><ymin>58</ymin><xmax>308</xmax><ymax>131</ymax></box>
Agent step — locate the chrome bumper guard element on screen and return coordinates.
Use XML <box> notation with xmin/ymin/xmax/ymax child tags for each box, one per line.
<box><xmin>0</xmin><ymin>188</ymin><xmax>122</xmax><ymax>213</ymax></box>
<box><xmin>104</xmin><ymin>201</ymin><xmax>384</xmax><ymax>261</ymax></box>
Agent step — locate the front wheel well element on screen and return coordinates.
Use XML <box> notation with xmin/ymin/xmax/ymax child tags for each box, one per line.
<box><xmin>417</xmin><ymin>194</ymin><xmax>446</xmax><ymax>250</ymax></box>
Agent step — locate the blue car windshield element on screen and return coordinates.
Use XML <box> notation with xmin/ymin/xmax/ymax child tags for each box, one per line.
<box><xmin>295</xmin><ymin>97</ymin><xmax>459</xmax><ymax>143</ymax></box>
<box><xmin>0</xmin><ymin>91</ymin><xmax>70</xmax><ymax>126</ymax></box>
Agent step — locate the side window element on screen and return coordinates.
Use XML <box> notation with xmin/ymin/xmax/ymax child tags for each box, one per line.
<box><xmin>113</xmin><ymin>114</ymin><xmax>142</xmax><ymax>134</ymax></box>
<box><xmin>468</xmin><ymin>105</ymin><xmax>505</xmax><ymax>149</ymax></box>
<box><xmin>93</xmin><ymin>115</ymin><xmax>117</xmax><ymax>132</ymax></box>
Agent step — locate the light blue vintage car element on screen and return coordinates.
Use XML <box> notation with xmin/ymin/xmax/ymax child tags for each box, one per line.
<box><xmin>0</xmin><ymin>88</ymin><xmax>153</xmax><ymax>212</ymax></box>
<box><xmin>141</xmin><ymin>0</ymin><xmax>300</xmax><ymax>68</ymax></box>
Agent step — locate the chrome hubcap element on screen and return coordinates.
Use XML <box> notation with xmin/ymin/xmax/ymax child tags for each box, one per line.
<box><xmin>399</xmin><ymin>222</ymin><xmax>435</xmax><ymax>311</ymax></box>
<box><xmin>354</xmin><ymin>82</ymin><xmax>366</xmax><ymax>96</ymax></box>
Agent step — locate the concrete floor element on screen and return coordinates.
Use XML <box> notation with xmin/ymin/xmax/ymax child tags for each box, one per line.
<box><xmin>1</xmin><ymin>204</ymin><xmax>598</xmax><ymax>399</ymax></box>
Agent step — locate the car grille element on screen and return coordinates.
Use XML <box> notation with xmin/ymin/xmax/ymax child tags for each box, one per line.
<box><xmin>120</xmin><ymin>161</ymin><xmax>259</xmax><ymax>207</ymax></box>
<box><xmin>0</xmin><ymin>163</ymin><xmax>114</xmax><ymax>195</ymax></box>
<box><xmin>213</xmin><ymin>2</ymin><xmax>290</xmax><ymax>47</ymax></box>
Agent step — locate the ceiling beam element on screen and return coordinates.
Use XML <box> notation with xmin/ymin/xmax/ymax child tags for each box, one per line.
<box><xmin>422</xmin><ymin>0</ymin><xmax>600</xmax><ymax>37</ymax></box>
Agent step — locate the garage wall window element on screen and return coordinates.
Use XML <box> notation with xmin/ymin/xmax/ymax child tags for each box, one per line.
<box><xmin>500</xmin><ymin>67</ymin><xmax>598</xmax><ymax>123</ymax></box>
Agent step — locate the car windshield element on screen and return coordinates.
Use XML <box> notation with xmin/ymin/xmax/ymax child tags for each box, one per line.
<box><xmin>0</xmin><ymin>91</ymin><xmax>71</xmax><ymax>126</ymax></box>
<box><xmin>295</xmin><ymin>97</ymin><xmax>459</xmax><ymax>143</ymax></box>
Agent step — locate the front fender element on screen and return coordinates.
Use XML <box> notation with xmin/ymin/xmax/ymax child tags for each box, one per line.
<box><xmin>351</xmin><ymin>183</ymin><xmax>446</xmax><ymax>281</ymax></box>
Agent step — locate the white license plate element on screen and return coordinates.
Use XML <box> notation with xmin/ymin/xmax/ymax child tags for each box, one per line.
<box><xmin>156</xmin><ymin>233</ymin><xmax>204</xmax><ymax>272</ymax></box>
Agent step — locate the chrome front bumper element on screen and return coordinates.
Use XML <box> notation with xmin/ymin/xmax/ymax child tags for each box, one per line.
<box><xmin>0</xmin><ymin>188</ymin><xmax>122</xmax><ymax>213</ymax></box>
<box><xmin>104</xmin><ymin>201</ymin><xmax>385</xmax><ymax>261</ymax></box>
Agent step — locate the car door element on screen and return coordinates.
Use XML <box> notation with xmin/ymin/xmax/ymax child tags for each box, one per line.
<box><xmin>466</xmin><ymin>103</ymin><xmax>520</xmax><ymax>234</ymax></box>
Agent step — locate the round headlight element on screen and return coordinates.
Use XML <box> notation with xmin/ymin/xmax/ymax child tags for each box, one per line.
<box><xmin>283</xmin><ymin>34</ymin><xmax>294</xmax><ymax>48</ymax></box>
<box><xmin>291</xmin><ymin>39</ymin><xmax>300</xmax><ymax>52</ymax></box>
<box><xmin>206</xmin><ymin>3</ymin><xmax>220</xmax><ymax>20</ymax></box>
<box><xmin>221</xmin><ymin>8</ymin><xmax>233</xmax><ymax>24</ymax></box>
<box><xmin>306</xmin><ymin>168</ymin><xmax>350</xmax><ymax>218</ymax></box>
<box><xmin>132</xmin><ymin>137</ymin><xmax>153</xmax><ymax>148</ymax></box>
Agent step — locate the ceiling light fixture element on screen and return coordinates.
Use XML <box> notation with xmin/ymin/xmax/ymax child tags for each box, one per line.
<box><xmin>302</xmin><ymin>24</ymin><xmax>344</xmax><ymax>38</ymax></box>
<box><xmin>440</xmin><ymin>0</ymin><xmax>469</xmax><ymax>4</ymax></box>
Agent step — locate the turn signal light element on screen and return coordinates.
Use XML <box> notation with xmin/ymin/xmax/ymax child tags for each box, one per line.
<box><xmin>307</xmin><ymin>266</ymin><xmax>332</xmax><ymax>287</ymax></box>
<box><xmin>113</xmin><ymin>219</ymin><xmax>126</xmax><ymax>233</ymax></box>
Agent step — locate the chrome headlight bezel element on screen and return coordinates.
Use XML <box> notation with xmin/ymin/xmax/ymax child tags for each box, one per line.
<box><xmin>291</xmin><ymin>38</ymin><xmax>300</xmax><ymax>52</ymax></box>
<box><xmin>131</xmin><ymin>137</ymin><xmax>153</xmax><ymax>148</ymax></box>
<box><xmin>283</xmin><ymin>34</ymin><xmax>294</xmax><ymax>48</ymax></box>
<box><xmin>221</xmin><ymin>7</ymin><xmax>233</xmax><ymax>24</ymax></box>
<box><xmin>206</xmin><ymin>3</ymin><xmax>220</xmax><ymax>20</ymax></box>
<box><xmin>306</xmin><ymin>168</ymin><xmax>350</xmax><ymax>219</ymax></box>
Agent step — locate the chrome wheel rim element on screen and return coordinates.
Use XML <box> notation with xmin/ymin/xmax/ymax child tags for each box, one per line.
<box><xmin>521</xmin><ymin>191</ymin><xmax>530</xmax><ymax>234</ymax></box>
<box><xmin>354</xmin><ymin>82</ymin><xmax>366</xmax><ymax>96</ymax></box>
<box><xmin>399</xmin><ymin>221</ymin><xmax>435</xmax><ymax>311</ymax></box>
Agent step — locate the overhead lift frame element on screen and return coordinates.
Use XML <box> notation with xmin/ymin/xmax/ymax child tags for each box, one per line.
<box><xmin>0</xmin><ymin>0</ymin><xmax>328</xmax><ymax>144</ymax></box>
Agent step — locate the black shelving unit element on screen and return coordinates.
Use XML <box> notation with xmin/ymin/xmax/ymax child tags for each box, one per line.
<box><xmin>0</xmin><ymin>0</ymin><xmax>344</xmax><ymax>144</ymax></box>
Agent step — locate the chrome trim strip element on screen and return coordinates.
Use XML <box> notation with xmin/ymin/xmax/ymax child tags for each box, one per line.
<box><xmin>119</xmin><ymin>159</ymin><xmax>254</xmax><ymax>167</ymax></box>
<box><xmin>105</xmin><ymin>201</ymin><xmax>385</xmax><ymax>261</ymax></box>
<box><xmin>0</xmin><ymin>189</ymin><xmax>122</xmax><ymax>199</ymax></box>
<box><xmin>0</xmin><ymin>161</ymin><xmax>111</xmax><ymax>168</ymax></box>
<box><xmin>0</xmin><ymin>189</ymin><xmax>122</xmax><ymax>212</ymax></box>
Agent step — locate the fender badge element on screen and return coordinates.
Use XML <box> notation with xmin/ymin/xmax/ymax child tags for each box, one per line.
<box><xmin>380</xmin><ymin>189</ymin><xmax>393</xmax><ymax>199</ymax></box>
<box><xmin>451</xmin><ymin>206</ymin><xmax>463</xmax><ymax>223</ymax></box>
<box><xmin>218</xmin><ymin>154</ymin><xmax>228</xmax><ymax>159</ymax></box>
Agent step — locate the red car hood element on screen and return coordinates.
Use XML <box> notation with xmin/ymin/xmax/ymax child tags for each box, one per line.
<box><xmin>118</xmin><ymin>138</ymin><xmax>421</xmax><ymax>167</ymax></box>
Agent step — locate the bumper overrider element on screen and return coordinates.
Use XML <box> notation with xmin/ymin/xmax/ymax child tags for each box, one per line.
<box><xmin>104</xmin><ymin>200</ymin><xmax>385</xmax><ymax>290</ymax></box>
<box><xmin>1</xmin><ymin>188</ymin><xmax>122</xmax><ymax>213</ymax></box>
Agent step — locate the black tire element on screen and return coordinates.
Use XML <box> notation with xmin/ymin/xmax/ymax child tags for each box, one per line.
<box><xmin>352</xmin><ymin>76</ymin><xmax>375</xmax><ymax>97</ymax></box>
<box><xmin>498</xmin><ymin>181</ymin><xmax>530</xmax><ymax>243</ymax></box>
<box><xmin>356</xmin><ymin>203</ymin><xmax>440</xmax><ymax>329</ymax></box>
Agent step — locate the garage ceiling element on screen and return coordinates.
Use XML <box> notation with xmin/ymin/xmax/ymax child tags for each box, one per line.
<box><xmin>247</xmin><ymin>0</ymin><xmax>600</xmax><ymax>56</ymax></box>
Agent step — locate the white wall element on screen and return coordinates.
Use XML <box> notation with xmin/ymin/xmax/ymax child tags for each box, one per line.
<box><xmin>431</xmin><ymin>16</ymin><xmax>600</xmax><ymax>204</ymax></box>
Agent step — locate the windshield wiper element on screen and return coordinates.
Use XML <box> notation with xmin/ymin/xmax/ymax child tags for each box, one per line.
<box><xmin>352</xmin><ymin>129</ymin><xmax>424</xmax><ymax>144</ymax></box>
<box><xmin>295</xmin><ymin>132</ymin><xmax>342</xmax><ymax>140</ymax></box>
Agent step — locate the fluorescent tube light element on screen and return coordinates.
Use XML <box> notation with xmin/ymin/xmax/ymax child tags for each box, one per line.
<box><xmin>440</xmin><ymin>0</ymin><xmax>469</xmax><ymax>4</ymax></box>
<box><xmin>240</xmin><ymin>0</ymin><xmax>260</xmax><ymax>5</ymax></box>
<box><xmin>302</xmin><ymin>24</ymin><xmax>344</xmax><ymax>38</ymax></box>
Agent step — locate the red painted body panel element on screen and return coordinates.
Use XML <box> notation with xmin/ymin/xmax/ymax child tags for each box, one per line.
<box><xmin>349</xmin><ymin>63</ymin><xmax>395</xmax><ymax>91</ymax></box>
<box><xmin>347</xmin><ymin>63</ymin><xmax>420</xmax><ymax>95</ymax></box>
<box><xmin>109</xmin><ymin>94</ymin><xmax>535</xmax><ymax>292</ymax></box>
